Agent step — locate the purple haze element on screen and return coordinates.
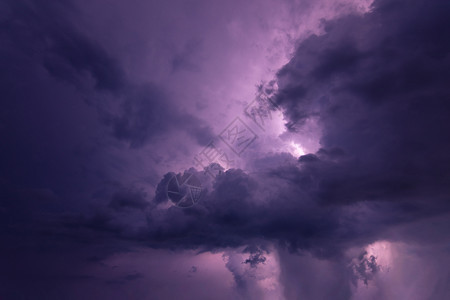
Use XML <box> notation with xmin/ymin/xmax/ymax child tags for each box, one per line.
<box><xmin>1</xmin><ymin>0</ymin><xmax>450</xmax><ymax>299</ymax></box>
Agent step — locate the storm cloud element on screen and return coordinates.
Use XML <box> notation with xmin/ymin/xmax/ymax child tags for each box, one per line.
<box><xmin>1</xmin><ymin>0</ymin><xmax>450</xmax><ymax>299</ymax></box>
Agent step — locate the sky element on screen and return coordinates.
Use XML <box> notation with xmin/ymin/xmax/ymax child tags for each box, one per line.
<box><xmin>0</xmin><ymin>0</ymin><xmax>450</xmax><ymax>299</ymax></box>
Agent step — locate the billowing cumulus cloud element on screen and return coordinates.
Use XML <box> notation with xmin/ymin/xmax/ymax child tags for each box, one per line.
<box><xmin>143</xmin><ymin>0</ymin><xmax>449</xmax><ymax>236</ymax></box>
<box><xmin>145</xmin><ymin>0</ymin><xmax>450</xmax><ymax>297</ymax></box>
<box><xmin>1</xmin><ymin>0</ymin><xmax>450</xmax><ymax>299</ymax></box>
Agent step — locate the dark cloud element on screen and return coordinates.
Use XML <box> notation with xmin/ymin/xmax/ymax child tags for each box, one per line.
<box><xmin>138</xmin><ymin>0</ymin><xmax>450</xmax><ymax>295</ymax></box>
<box><xmin>243</xmin><ymin>246</ymin><xmax>267</xmax><ymax>268</ymax></box>
<box><xmin>109</xmin><ymin>187</ymin><xmax>149</xmax><ymax>211</ymax></box>
<box><xmin>298</xmin><ymin>153</ymin><xmax>319</xmax><ymax>163</ymax></box>
<box><xmin>42</xmin><ymin>23</ymin><xmax>126</xmax><ymax>93</ymax></box>
<box><xmin>189</xmin><ymin>266</ymin><xmax>197</xmax><ymax>273</ymax></box>
<box><xmin>1</xmin><ymin>0</ymin><xmax>450</xmax><ymax>298</ymax></box>
<box><xmin>2</xmin><ymin>0</ymin><xmax>125</xmax><ymax>93</ymax></box>
<box><xmin>349</xmin><ymin>251</ymin><xmax>380</xmax><ymax>286</ymax></box>
<box><xmin>3</xmin><ymin>0</ymin><xmax>444</xmax><ymax>271</ymax></box>
<box><xmin>0</xmin><ymin>0</ymin><xmax>214</xmax><ymax>149</ymax></box>
<box><xmin>273</xmin><ymin>0</ymin><xmax>450</xmax><ymax>207</ymax></box>
<box><xmin>103</xmin><ymin>83</ymin><xmax>214</xmax><ymax>148</ymax></box>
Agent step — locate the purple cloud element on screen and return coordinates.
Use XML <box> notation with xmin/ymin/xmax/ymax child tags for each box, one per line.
<box><xmin>1</xmin><ymin>0</ymin><xmax>450</xmax><ymax>299</ymax></box>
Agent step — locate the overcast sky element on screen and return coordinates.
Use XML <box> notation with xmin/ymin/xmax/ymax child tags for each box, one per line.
<box><xmin>1</xmin><ymin>0</ymin><xmax>450</xmax><ymax>299</ymax></box>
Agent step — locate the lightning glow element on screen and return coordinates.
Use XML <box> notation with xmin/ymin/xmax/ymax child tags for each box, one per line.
<box><xmin>289</xmin><ymin>141</ymin><xmax>305</xmax><ymax>157</ymax></box>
